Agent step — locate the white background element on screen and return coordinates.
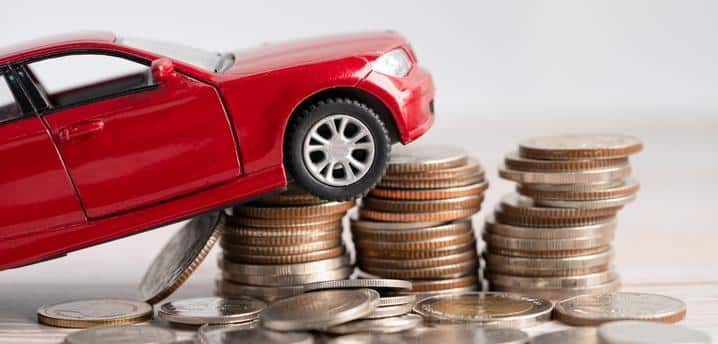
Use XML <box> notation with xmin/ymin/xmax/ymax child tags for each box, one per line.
<box><xmin>1</xmin><ymin>1</ymin><xmax>717</xmax><ymax>288</ymax></box>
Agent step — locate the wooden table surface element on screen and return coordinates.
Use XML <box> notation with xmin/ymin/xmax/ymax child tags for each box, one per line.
<box><xmin>1</xmin><ymin>116</ymin><xmax>716</xmax><ymax>343</ymax></box>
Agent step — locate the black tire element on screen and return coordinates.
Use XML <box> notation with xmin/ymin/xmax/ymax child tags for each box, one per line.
<box><xmin>285</xmin><ymin>98</ymin><xmax>391</xmax><ymax>201</ymax></box>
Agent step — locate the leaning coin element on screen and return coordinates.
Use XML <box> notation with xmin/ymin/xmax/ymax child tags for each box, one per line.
<box><xmin>324</xmin><ymin>314</ymin><xmax>423</xmax><ymax>335</ymax></box>
<box><xmin>261</xmin><ymin>289</ymin><xmax>380</xmax><ymax>331</ymax></box>
<box><xmin>518</xmin><ymin>133</ymin><xmax>643</xmax><ymax>160</ymax></box>
<box><xmin>386</xmin><ymin>145</ymin><xmax>469</xmax><ymax>173</ymax></box>
<box><xmin>555</xmin><ymin>292</ymin><xmax>688</xmax><ymax>326</ymax></box>
<box><xmin>531</xmin><ymin>327</ymin><xmax>598</xmax><ymax>344</ymax></box>
<box><xmin>198</xmin><ymin>326</ymin><xmax>314</xmax><ymax>344</ymax></box>
<box><xmin>139</xmin><ymin>211</ymin><xmax>223</xmax><ymax>304</ymax></box>
<box><xmin>303</xmin><ymin>278</ymin><xmax>412</xmax><ymax>293</ymax></box>
<box><xmin>37</xmin><ymin>299</ymin><xmax>152</xmax><ymax>328</ymax></box>
<box><xmin>64</xmin><ymin>325</ymin><xmax>175</xmax><ymax>344</ymax></box>
<box><xmin>362</xmin><ymin>303</ymin><xmax>413</xmax><ymax>319</ymax></box>
<box><xmin>597</xmin><ymin>320</ymin><xmax>711</xmax><ymax>344</ymax></box>
<box><xmin>157</xmin><ymin>296</ymin><xmax>266</xmax><ymax>325</ymax></box>
<box><xmin>413</xmin><ymin>292</ymin><xmax>553</xmax><ymax>328</ymax></box>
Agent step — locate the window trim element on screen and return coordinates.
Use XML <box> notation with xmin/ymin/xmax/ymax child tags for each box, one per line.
<box><xmin>0</xmin><ymin>65</ymin><xmax>35</xmax><ymax>125</ymax></box>
<box><xmin>16</xmin><ymin>49</ymin><xmax>162</xmax><ymax>115</ymax></box>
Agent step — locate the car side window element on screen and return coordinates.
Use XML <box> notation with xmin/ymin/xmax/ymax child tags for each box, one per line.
<box><xmin>0</xmin><ymin>73</ymin><xmax>23</xmax><ymax>124</ymax></box>
<box><xmin>26</xmin><ymin>53</ymin><xmax>154</xmax><ymax>109</ymax></box>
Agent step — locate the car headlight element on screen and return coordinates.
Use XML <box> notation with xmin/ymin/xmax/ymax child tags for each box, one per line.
<box><xmin>372</xmin><ymin>48</ymin><xmax>412</xmax><ymax>77</ymax></box>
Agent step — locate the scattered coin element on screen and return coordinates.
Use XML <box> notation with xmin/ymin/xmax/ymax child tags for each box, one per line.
<box><xmin>139</xmin><ymin>211</ymin><xmax>223</xmax><ymax>304</ymax></box>
<box><xmin>518</xmin><ymin>134</ymin><xmax>643</xmax><ymax>160</ymax></box>
<box><xmin>198</xmin><ymin>326</ymin><xmax>314</xmax><ymax>344</ymax></box>
<box><xmin>37</xmin><ymin>299</ymin><xmax>152</xmax><ymax>328</ymax></box>
<box><xmin>363</xmin><ymin>303</ymin><xmax>413</xmax><ymax>319</ymax></box>
<box><xmin>327</xmin><ymin>326</ymin><xmax>530</xmax><ymax>344</ymax></box>
<box><xmin>64</xmin><ymin>325</ymin><xmax>175</xmax><ymax>344</ymax></box>
<box><xmin>303</xmin><ymin>279</ymin><xmax>412</xmax><ymax>293</ymax></box>
<box><xmin>531</xmin><ymin>327</ymin><xmax>598</xmax><ymax>344</ymax></box>
<box><xmin>261</xmin><ymin>289</ymin><xmax>380</xmax><ymax>331</ymax></box>
<box><xmin>156</xmin><ymin>296</ymin><xmax>266</xmax><ymax>325</ymax></box>
<box><xmin>377</xmin><ymin>294</ymin><xmax>417</xmax><ymax>307</ymax></box>
<box><xmin>555</xmin><ymin>292</ymin><xmax>687</xmax><ymax>326</ymax></box>
<box><xmin>324</xmin><ymin>314</ymin><xmax>423</xmax><ymax>335</ymax></box>
<box><xmin>597</xmin><ymin>320</ymin><xmax>711</xmax><ymax>344</ymax></box>
<box><xmin>413</xmin><ymin>292</ymin><xmax>553</xmax><ymax>328</ymax></box>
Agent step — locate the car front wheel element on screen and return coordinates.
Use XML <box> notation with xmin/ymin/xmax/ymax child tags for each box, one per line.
<box><xmin>285</xmin><ymin>98</ymin><xmax>391</xmax><ymax>201</ymax></box>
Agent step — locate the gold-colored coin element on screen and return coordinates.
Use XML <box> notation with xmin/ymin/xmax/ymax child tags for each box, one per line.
<box><xmin>360</xmin><ymin>241</ymin><xmax>477</xmax><ymax>259</ymax></box>
<box><xmin>495</xmin><ymin>209</ymin><xmax>616</xmax><ymax>228</ymax></box>
<box><xmin>386</xmin><ymin>145</ymin><xmax>469</xmax><ymax>173</ymax></box>
<box><xmin>228</xmin><ymin>214</ymin><xmax>344</xmax><ymax>228</ymax></box>
<box><xmin>518</xmin><ymin>178</ymin><xmax>640</xmax><ymax>201</ymax></box>
<box><xmin>409</xmin><ymin>274</ymin><xmax>479</xmax><ymax>292</ymax></box>
<box><xmin>499</xmin><ymin>193</ymin><xmax>622</xmax><ymax>219</ymax></box>
<box><xmin>382</xmin><ymin>159</ymin><xmax>482</xmax><ymax>181</ymax></box>
<box><xmin>378</xmin><ymin>171</ymin><xmax>485</xmax><ymax>189</ymax></box>
<box><xmin>518</xmin><ymin>134</ymin><xmax>643</xmax><ymax>160</ymax></box>
<box><xmin>351</xmin><ymin>221</ymin><xmax>472</xmax><ymax>242</ymax></box>
<box><xmin>37</xmin><ymin>299</ymin><xmax>153</xmax><ymax>328</ymax></box>
<box><xmin>235</xmin><ymin>200</ymin><xmax>355</xmax><ymax>219</ymax></box>
<box><xmin>504</xmin><ymin>151</ymin><xmax>629</xmax><ymax>172</ymax></box>
<box><xmin>360</xmin><ymin>259</ymin><xmax>477</xmax><ymax>280</ymax></box>
<box><xmin>361</xmin><ymin>195</ymin><xmax>484</xmax><ymax>213</ymax></box>
<box><xmin>368</xmin><ymin>181</ymin><xmax>488</xmax><ymax>200</ymax></box>
<box><xmin>222</xmin><ymin>228</ymin><xmax>341</xmax><ymax>246</ymax></box>
<box><xmin>355</xmin><ymin>231</ymin><xmax>475</xmax><ymax>251</ymax></box>
<box><xmin>359</xmin><ymin>207</ymin><xmax>480</xmax><ymax>223</ymax></box>
<box><xmin>220</xmin><ymin>237</ymin><xmax>342</xmax><ymax>256</ymax></box>
<box><xmin>358</xmin><ymin>250</ymin><xmax>477</xmax><ymax>269</ymax></box>
<box><xmin>252</xmin><ymin>184</ymin><xmax>326</xmax><ymax>206</ymax></box>
<box><xmin>224</xmin><ymin>246</ymin><xmax>345</xmax><ymax>265</ymax></box>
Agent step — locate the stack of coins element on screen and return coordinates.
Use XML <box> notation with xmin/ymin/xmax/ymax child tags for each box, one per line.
<box><xmin>215</xmin><ymin>186</ymin><xmax>355</xmax><ymax>302</ymax></box>
<box><xmin>352</xmin><ymin>145</ymin><xmax>488</xmax><ymax>296</ymax></box>
<box><xmin>484</xmin><ymin>134</ymin><xmax>642</xmax><ymax>300</ymax></box>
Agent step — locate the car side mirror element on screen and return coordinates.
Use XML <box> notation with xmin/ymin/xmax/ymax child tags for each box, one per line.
<box><xmin>151</xmin><ymin>58</ymin><xmax>180</xmax><ymax>84</ymax></box>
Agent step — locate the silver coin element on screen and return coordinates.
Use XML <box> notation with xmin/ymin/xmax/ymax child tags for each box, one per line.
<box><xmin>218</xmin><ymin>255</ymin><xmax>349</xmax><ymax>275</ymax></box>
<box><xmin>413</xmin><ymin>292</ymin><xmax>553</xmax><ymax>328</ymax></box>
<box><xmin>387</xmin><ymin>145</ymin><xmax>468</xmax><ymax>171</ymax></box>
<box><xmin>487</xmin><ymin>271</ymin><xmax>618</xmax><ymax>289</ymax></box>
<box><xmin>492</xmin><ymin>278</ymin><xmax>621</xmax><ymax>301</ymax></box>
<box><xmin>519</xmin><ymin>180</ymin><xmax>626</xmax><ymax>192</ymax></box>
<box><xmin>214</xmin><ymin>279</ymin><xmax>304</xmax><ymax>302</ymax></box>
<box><xmin>198</xmin><ymin>326</ymin><xmax>314</xmax><ymax>344</ymax></box>
<box><xmin>64</xmin><ymin>325</ymin><xmax>175</xmax><ymax>344</ymax></box>
<box><xmin>325</xmin><ymin>325</ymin><xmax>529</xmax><ymax>344</ymax></box>
<box><xmin>37</xmin><ymin>298</ymin><xmax>153</xmax><ymax>328</ymax></box>
<box><xmin>483</xmin><ymin>232</ymin><xmax>613</xmax><ymax>252</ymax></box>
<box><xmin>157</xmin><ymin>296</ymin><xmax>266</xmax><ymax>325</ymax></box>
<box><xmin>198</xmin><ymin>320</ymin><xmax>259</xmax><ymax>335</ymax></box>
<box><xmin>351</xmin><ymin>219</ymin><xmax>447</xmax><ymax>231</ymax></box>
<box><xmin>261</xmin><ymin>289</ymin><xmax>380</xmax><ymax>331</ymax></box>
<box><xmin>484</xmin><ymin>249</ymin><xmax>613</xmax><ymax>276</ymax></box>
<box><xmin>324</xmin><ymin>314</ymin><xmax>423</xmax><ymax>335</ymax></box>
<box><xmin>518</xmin><ymin>134</ymin><xmax>643</xmax><ymax>159</ymax></box>
<box><xmin>499</xmin><ymin>164</ymin><xmax>631</xmax><ymax>185</ymax></box>
<box><xmin>363</xmin><ymin>303</ymin><xmax>413</xmax><ymax>319</ymax></box>
<box><xmin>140</xmin><ymin>212</ymin><xmax>223</xmax><ymax>304</ymax></box>
<box><xmin>222</xmin><ymin>266</ymin><xmax>353</xmax><ymax>286</ymax></box>
<box><xmin>484</xmin><ymin>216</ymin><xmax>616</xmax><ymax>239</ymax></box>
<box><xmin>555</xmin><ymin>292</ymin><xmax>688</xmax><ymax>326</ymax></box>
<box><xmin>303</xmin><ymin>279</ymin><xmax>412</xmax><ymax>293</ymax></box>
<box><xmin>535</xmin><ymin>194</ymin><xmax>637</xmax><ymax>209</ymax></box>
<box><xmin>531</xmin><ymin>327</ymin><xmax>598</xmax><ymax>344</ymax></box>
<box><xmin>597</xmin><ymin>321</ymin><xmax>711</xmax><ymax>344</ymax></box>
<box><xmin>378</xmin><ymin>294</ymin><xmax>417</xmax><ymax>307</ymax></box>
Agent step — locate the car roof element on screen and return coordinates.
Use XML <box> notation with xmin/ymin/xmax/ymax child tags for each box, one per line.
<box><xmin>0</xmin><ymin>32</ymin><xmax>116</xmax><ymax>65</ymax></box>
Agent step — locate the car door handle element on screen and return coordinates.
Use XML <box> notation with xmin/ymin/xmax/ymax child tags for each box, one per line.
<box><xmin>57</xmin><ymin>120</ymin><xmax>105</xmax><ymax>143</ymax></box>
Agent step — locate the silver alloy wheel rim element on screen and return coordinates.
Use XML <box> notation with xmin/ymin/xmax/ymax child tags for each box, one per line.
<box><xmin>303</xmin><ymin>114</ymin><xmax>375</xmax><ymax>187</ymax></box>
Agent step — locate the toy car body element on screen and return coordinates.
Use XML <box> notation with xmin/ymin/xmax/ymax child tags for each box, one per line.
<box><xmin>0</xmin><ymin>32</ymin><xmax>434</xmax><ymax>270</ymax></box>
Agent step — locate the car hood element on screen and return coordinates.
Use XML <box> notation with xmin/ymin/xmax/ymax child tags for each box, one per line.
<box><xmin>223</xmin><ymin>32</ymin><xmax>407</xmax><ymax>76</ymax></box>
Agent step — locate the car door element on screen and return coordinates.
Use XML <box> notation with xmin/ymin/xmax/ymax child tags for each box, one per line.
<box><xmin>20</xmin><ymin>52</ymin><xmax>241</xmax><ymax>219</ymax></box>
<box><xmin>0</xmin><ymin>66</ymin><xmax>85</xmax><ymax>239</ymax></box>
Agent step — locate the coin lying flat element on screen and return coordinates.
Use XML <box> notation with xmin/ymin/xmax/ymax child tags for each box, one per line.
<box><xmin>531</xmin><ymin>327</ymin><xmax>598</xmax><ymax>344</ymax></box>
<box><xmin>413</xmin><ymin>292</ymin><xmax>553</xmax><ymax>328</ymax></box>
<box><xmin>485</xmin><ymin>216</ymin><xmax>616</xmax><ymax>239</ymax></box>
<box><xmin>359</xmin><ymin>250</ymin><xmax>477</xmax><ymax>269</ymax></box>
<box><xmin>220</xmin><ymin>237</ymin><xmax>342</xmax><ymax>255</ymax></box>
<box><xmin>303</xmin><ymin>278</ymin><xmax>412</xmax><ymax>293</ymax></box>
<box><xmin>64</xmin><ymin>325</ymin><xmax>175</xmax><ymax>344</ymax></box>
<box><xmin>382</xmin><ymin>159</ymin><xmax>482</xmax><ymax>180</ymax></box>
<box><xmin>505</xmin><ymin>151</ymin><xmax>629</xmax><ymax>172</ymax></box>
<box><xmin>355</xmin><ymin>231</ymin><xmax>475</xmax><ymax>251</ymax></box>
<box><xmin>363</xmin><ymin>303</ymin><xmax>413</xmax><ymax>319</ymax></box>
<box><xmin>378</xmin><ymin>172</ymin><xmax>485</xmax><ymax>189</ymax></box>
<box><xmin>484</xmin><ymin>249</ymin><xmax>612</xmax><ymax>277</ymax></box>
<box><xmin>261</xmin><ymin>289</ymin><xmax>380</xmax><ymax>331</ymax></box>
<box><xmin>362</xmin><ymin>195</ymin><xmax>484</xmax><ymax>213</ymax></box>
<box><xmin>236</xmin><ymin>200</ymin><xmax>355</xmax><ymax>219</ymax></box>
<box><xmin>483</xmin><ymin>232</ymin><xmax>613</xmax><ymax>252</ymax></box>
<box><xmin>359</xmin><ymin>207</ymin><xmax>480</xmax><ymax>223</ymax></box>
<box><xmin>499</xmin><ymin>164</ymin><xmax>631</xmax><ymax>185</ymax></box>
<box><xmin>518</xmin><ymin>134</ymin><xmax>643</xmax><ymax>160</ymax></box>
<box><xmin>329</xmin><ymin>326</ymin><xmax>530</xmax><ymax>344</ymax></box>
<box><xmin>487</xmin><ymin>271</ymin><xmax>618</xmax><ymax>289</ymax></box>
<box><xmin>518</xmin><ymin>178</ymin><xmax>640</xmax><ymax>201</ymax></box>
<box><xmin>369</xmin><ymin>181</ymin><xmax>489</xmax><ymax>200</ymax></box>
<box><xmin>377</xmin><ymin>294</ymin><xmax>417</xmax><ymax>307</ymax></box>
<box><xmin>499</xmin><ymin>193</ymin><xmax>622</xmax><ymax>219</ymax></box>
<box><xmin>225</xmin><ymin>245</ymin><xmax>345</xmax><ymax>264</ymax></box>
<box><xmin>37</xmin><ymin>299</ymin><xmax>153</xmax><ymax>328</ymax></box>
<box><xmin>215</xmin><ymin>279</ymin><xmax>304</xmax><ymax>302</ymax></box>
<box><xmin>324</xmin><ymin>314</ymin><xmax>423</xmax><ymax>335</ymax></box>
<box><xmin>360</xmin><ymin>260</ymin><xmax>477</xmax><ymax>280</ymax></box>
<box><xmin>157</xmin><ymin>296</ymin><xmax>266</xmax><ymax>325</ymax></box>
<box><xmin>555</xmin><ymin>292</ymin><xmax>688</xmax><ymax>326</ymax></box>
<box><xmin>386</xmin><ymin>145</ymin><xmax>469</xmax><ymax>173</ymax></box>
<box><xmin>198</xmin><ymin>326</ymin><xmax>314</xmax><ymax>344</ymax></box>
<box><xmin>492</xmin><ymin>278</ymin><xmax>621</xmax><ymax>301</ymax></box>
<box><xmin>228</xmin><ymin>214</ymin><xmax>344</xmax><ymax>228</ymax></box>
<box><xmin>140</xmin><ymin>212</ymin><xmax>223</xmax><ymax>304</ymax></box>
<box><xmin>535</xmin><ymin>194</ymin><xmax>637</xmax><ymax>209</ymax></box>
<box><xmin>219</xmin><ymin>255</ymin><xmax>349</xmax><ymax>276</ymax></box>
<box><xmin>597</xmin><ymin>321</ymin><xmax>711</xmax><ymax>344</ymax></box>
<box><xmin>407</xmin><ymin>274</ymin><xmax>479</xmax><ymax>292</ymax></box>
<box><xmin>253</xmin><ymin>184</ymin><xmax>326</xmax><ymax>206</ymax></box>
<box><xmin>352</xmin><ymin>221</ymin><xmax>472</xmax><ymax>242</ymax></box>
<box><xmin>222</xmin><ymin>266</ymin><xmax>352</xmax><ymax>286</ymax></box>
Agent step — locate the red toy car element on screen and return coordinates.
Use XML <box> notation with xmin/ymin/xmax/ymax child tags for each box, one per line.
<box><xmin>0</xmin><ymin>32</ymin><xmax>434</xmax><ymax>270</ymax></box>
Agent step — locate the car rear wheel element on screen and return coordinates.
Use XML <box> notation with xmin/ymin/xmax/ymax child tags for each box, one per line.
<box><xmin>285</xmin><ymin>98</ymin><xmax>391</xmax><ymax>201</ymax></box>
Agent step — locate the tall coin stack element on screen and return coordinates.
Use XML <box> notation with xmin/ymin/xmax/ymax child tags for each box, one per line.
<box><xmin>215</xmin><ymin>186</ymin><xmax>355</xmax><ymax>302</ymax></box>
<box><xmin>484</xmin><ymin>134</ymin><xmax>642</xmax><ymax>300</ymax></box>
<box><xmin>352</xmin><ymin>145</ymin><xmax>489</xmax><ymax>296</ymax></box>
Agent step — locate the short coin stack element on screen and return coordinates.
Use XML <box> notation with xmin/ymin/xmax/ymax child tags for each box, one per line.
<box><xmin>353</xmin><ymin>145</ymin><xmax>488</xmax><ymax>296</ymax></box>
<box><xmin>215</xmin><ymin>186</ymin><xmax>355</xmax><ymax>302</ymax></box>
<box><xmin>485</xmin><ymin>134</ymin><xmax>642</xmax><ymax>300</ymax></box>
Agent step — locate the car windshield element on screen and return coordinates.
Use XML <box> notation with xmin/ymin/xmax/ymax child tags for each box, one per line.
<box><xmin>116</xmin><ymin>36</ymin><xmax>234</xmax><ymax>73</ymax></box>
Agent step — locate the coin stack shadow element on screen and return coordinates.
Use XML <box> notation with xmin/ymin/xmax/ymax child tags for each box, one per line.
<box><xmin>352</xmin><ymin>145</ymin><xmax>489</xmax><ymax>297</ymax></box>
<box><xmin>484</xmin><ymin>136</ymin><xmax>642</xmax><ymax>301</ymax></box>
<box><xmin>215</xmin><ymin>187</ymin><xmax>355</xmax><ymax>302</ymax></box>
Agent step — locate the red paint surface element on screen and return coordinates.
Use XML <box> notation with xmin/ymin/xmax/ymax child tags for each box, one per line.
<box><xmin>0</xmin><ymin>31</ymin><xmax>434</xmax><ymax>270</ymax></box>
